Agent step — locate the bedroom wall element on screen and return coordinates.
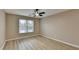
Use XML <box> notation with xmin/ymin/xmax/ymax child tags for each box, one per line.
<box><xmin>0</xmin><ymin>10</ymin><xmax>5</xmax><ymax>49</ymax></box>
<box><xmin>6</xmin><ymin>14</ymin><xmax>40</xmax><ymax>40</ymax></box>
<box><xmin>40</xmin><ymin>10</ymin><xmax>79</xmax><ymax>47</ymax></box>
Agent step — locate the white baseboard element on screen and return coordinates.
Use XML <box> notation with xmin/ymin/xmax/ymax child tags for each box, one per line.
<box><xmin>0</xmin><ymin>41</ymin><xmax>6</xmax><ymax>50</ymax></box>
<box><xmin>41</xmin><ymin>34</ymin><xmax>79</xmax><ymax>49</ymax></box>
<box><xmin>6</xmin><ymin>34</ymin><xmax>41</xmax><ymax>42</ymax></box>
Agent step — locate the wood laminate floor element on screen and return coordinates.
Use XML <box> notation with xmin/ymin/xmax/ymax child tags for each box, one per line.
<box><xmin>3</xmin><ymin>35</ymin><xmax>79</xmax><ymax>50</ymax></box>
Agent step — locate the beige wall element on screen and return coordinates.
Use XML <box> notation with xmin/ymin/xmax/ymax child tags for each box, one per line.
<box><xmin>0</xmin><ymin>10</ymin><xmax>5</xmax><ymax>49</ymax></box>
<box><xmin>40</xmin><ymin>10</ymin><xmax>79</xmax><ymax>46</ymax></box>
<box><xmin>6</xmin><ymin>14</ymin><xmax>40</xmax><ymax>40</ymax></box>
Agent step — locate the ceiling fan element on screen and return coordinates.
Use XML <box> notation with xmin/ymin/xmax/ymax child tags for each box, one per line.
<box><xmin>34</xmin><ymin>9</ymin><xmax>45</xmax><ymax>17</ymax></box>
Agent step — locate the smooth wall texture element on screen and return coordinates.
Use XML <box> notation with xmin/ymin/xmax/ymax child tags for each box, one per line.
<box><xmin>40</xmin><ymin>10</ymin><xmax>79</xmax><ymax>46</ymax></box>
<box><xmin>6</xmin><ymin>14</ymin><xmax>40</xmax><ymax>40</ymax></box>
<box><xmin>0</xmin><ymin>10</ymin><xmax>5</xmax><ymax>49</ymax></box>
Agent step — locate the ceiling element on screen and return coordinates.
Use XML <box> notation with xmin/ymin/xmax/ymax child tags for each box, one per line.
<box><xmin>4</xmin><ymin>9</ymin><xmax>70</xmax><ymax>18</ymax></box>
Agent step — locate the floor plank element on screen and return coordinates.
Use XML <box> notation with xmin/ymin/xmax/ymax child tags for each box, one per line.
<box><xmin>3</xmin><ymin>35</ymin><xmax>79</xmax><ymax>50</ymax></box>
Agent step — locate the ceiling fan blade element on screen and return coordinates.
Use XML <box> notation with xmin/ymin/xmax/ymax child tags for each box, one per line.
<box><xmin>39</xmin><ymin>14</ymin><xmax>43</xmax><ymax>16</ymax></box>
<box><xmin>36</xmin><ymin>9</ymin><xmax>39</xmax><ymax>11</ymax></box>
<box><xmin>39</xmin><ymin>12</ymin><xmax>45</xmax><ymax>14</ymax></box>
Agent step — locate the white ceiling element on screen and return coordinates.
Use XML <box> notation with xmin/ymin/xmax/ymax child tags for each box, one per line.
<box><xmin>4</xmin><ymin>9</ymin><xmax>70</xmax><ymax>18</ymax></box>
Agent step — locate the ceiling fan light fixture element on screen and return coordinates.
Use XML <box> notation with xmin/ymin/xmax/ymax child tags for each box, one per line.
<box><xmin>35</xmin><ymin>12</ymin><xmax>39</xmax><ymax>16</ymax></box>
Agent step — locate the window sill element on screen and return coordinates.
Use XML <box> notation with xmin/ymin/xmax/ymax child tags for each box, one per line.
<box><xmin>18</xmin><ymin>32</ymin><xmax>35</xmax><ymax>34</ymax></box>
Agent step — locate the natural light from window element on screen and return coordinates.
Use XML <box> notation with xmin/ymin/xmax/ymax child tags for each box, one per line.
<box><xmin>19</xmin><ymin>19</ymin><xmax>34</xmax><ymax>33</ymax></box>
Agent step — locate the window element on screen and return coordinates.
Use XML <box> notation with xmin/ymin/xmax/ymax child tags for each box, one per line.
<box><xmin>19</xmin><ymin>19</ymin><xmax>34</xmax><ymax>33</ymax></box>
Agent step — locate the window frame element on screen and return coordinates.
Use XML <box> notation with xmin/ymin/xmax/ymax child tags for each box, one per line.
<box><xmin>18</xmin><ymin>18</ymin><xmax>35</xmax><ymax>34</ymax></box>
